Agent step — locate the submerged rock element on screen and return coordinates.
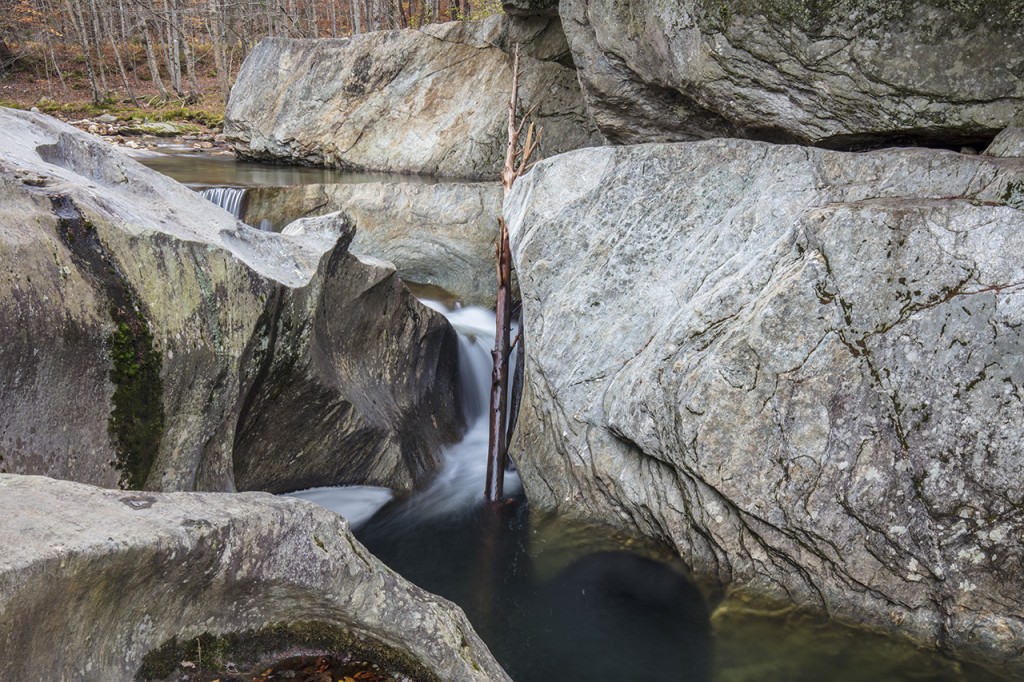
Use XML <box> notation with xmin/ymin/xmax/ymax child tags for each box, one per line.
<box><xmin>506</xmin><ymin>140</ymin><xmax>1024</xmax><ymax>671</ymax></box>
<box><xmin>0</xmin><ymin>474</ymin><xmax>509</xmax><ymax>681</ymax></box>
<box><xmin>0</xmin><ymin>108</ymin><xmax>461</xmax><ymax>493</ymax></box>
<box><xmin>561</xmin><ymin>0</ymin><xmax>1024</xmax><ymax>147</ymax></box>
<box><xmin>244</xmin><ymin>181</ymin><xmax>503</xmax><ymax>306</ymax></box>
<box><xmin>225</xmin><ymin>15</ymin><xmax>602</xmax><ymax>179</ymax></box>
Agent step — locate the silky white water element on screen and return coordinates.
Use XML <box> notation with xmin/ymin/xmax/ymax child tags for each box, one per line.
<box><xmin>200</xmin><ymin>186</ymin><xmax>246</xmax><ymax>218</ymax></box>
<box><xmin>199</xmin><ymin>186</ymin><xmax>272</xmax><ymax>230</ymax></box>
<box><xmin>288</xmin><ymin>300</ymin><xmax>520</xmax><ymax>526</ymax></box>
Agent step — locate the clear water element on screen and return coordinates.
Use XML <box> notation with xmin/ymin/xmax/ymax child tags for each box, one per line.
<box><xmin>138</xmin><ymin>151</ymin><xmax>440</xmax><ymax>190</ymax></box>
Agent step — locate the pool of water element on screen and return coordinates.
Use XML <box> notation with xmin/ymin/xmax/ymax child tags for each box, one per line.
<box><xmin>138</xmin><ymin>151</ymin><xmax>439</xmax><ymax>189</ymax></box>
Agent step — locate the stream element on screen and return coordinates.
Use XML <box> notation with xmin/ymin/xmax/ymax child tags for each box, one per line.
<box><xmin>143</xmin><ymin>150</ymin><xmax>1010</xmax><ymax>682</ymax></box>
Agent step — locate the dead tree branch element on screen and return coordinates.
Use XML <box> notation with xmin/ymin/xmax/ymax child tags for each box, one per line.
<box><xmin>485</xmin><ymin>43</ymin><xmax>541</xmax><ymax>503</ymax></box>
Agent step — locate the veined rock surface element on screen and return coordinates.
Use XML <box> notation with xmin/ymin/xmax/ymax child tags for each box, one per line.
<box><xmin>0</xmin><ymin>474</ymin><xmax>509</xmax><ymax>681</ymax></box>
<box><xmin>225</xmin><ymin>15</ymin><xmax>603</xmax><ymax>179</ymax></box>
<box><xmin>561</xmin><ymin>0</ymin><xmax>1024</xmax><ymax>147</ymax></box>
<box><xmin>506</xmin><ymin>140</ymin><xmax>1024</xmax><ymax>670</ymax></box>
<box><xmin>0</xmin><ymin>108</ymin><xmax>460</xmax><ymax>493</ymax></box>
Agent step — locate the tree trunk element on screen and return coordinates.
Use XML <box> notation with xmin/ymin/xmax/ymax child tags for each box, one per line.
<box><xmin>65</xmin><ymin>0</ymin><xmax>104</xmax><ymax>104</ymax></box>
<box><xmin>109</xmin><ymin>32</ymin><xmax>140</xmax><ymax>106</ymax></box>
<box><xmin>142</xmin><ymin>24</ymin><xmax>168</xmax><ymax>101</ymax></box>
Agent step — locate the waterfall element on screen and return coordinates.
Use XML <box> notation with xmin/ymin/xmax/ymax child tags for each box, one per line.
<box><xmin>288</xmin><ymin>300</ymin><xmax>519</xmax><ymax>526</ymax></box>
<box><xmin>199</xmin><ymin>187</ymin><xmax>273</xmax><ymax>231</ymax></box>
<box><xmin>200</xmin><ymin>186</ymin><xmax>247</xmax><ymax>219</ymax></box>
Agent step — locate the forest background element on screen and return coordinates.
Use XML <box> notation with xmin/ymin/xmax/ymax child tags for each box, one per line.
<box><xmin>0</xmin><ymin>0</ymin><xmax>502</xmax><ymax>121</ymax></box>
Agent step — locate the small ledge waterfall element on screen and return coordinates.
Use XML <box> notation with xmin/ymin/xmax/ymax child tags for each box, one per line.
<box><xmin>200</xmin><ymin>187</ymin><xmax>271</xmax><ymax>230</ymax></box>
<box><xmin>200</xmin><ymin>187</ymin><xmax>246</xmax><ymax>217</ymax></box>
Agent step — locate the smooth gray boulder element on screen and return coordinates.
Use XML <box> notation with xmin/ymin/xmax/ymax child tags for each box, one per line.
<box><xmin>986</xmin><ymin>127</ymin><xmax>1024</xmax><ymax>157</ymax></box>
<box><xmin>233</xmin><ymin>212</ymin><xmax>463</xmax><ymax>494</ymax></box>
<box><xmin>225</xmin><ymin>16</ymin><xmax>602</xmax><ymax>179</ymax></box>
<box><xmin>561</xmin><ymin>0</ymin><xmax>1024</xmax><ymax>147</ymax></box>
<box><xmin>244</xmin><ymin>181</ymin><xmax>503</xmax><ymax>306</ymax></box>
<box><xmin>0</xmin><ymin>108</ymin><xmax>461</xmax><ymax>494</ymax></box>
<box><xmin>0</xmin><ymin>474</ymin><xmax>509</xmax><ymax>681</ymax></box>
<box><xmin>0</xmin><ymin>107</ymin><xmax>311</xmax><ymax>491</ymax></box>
<box><xmin>506</xmin><ymin>140</ymin><xmax>1024</xmax><ymax>671</ymax></box>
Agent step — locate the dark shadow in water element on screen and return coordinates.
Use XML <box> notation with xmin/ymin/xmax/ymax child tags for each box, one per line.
<box><xmin>356</xmin><ymin>496</ymin><xmax>712</xmax><ymax>682</ymax></box>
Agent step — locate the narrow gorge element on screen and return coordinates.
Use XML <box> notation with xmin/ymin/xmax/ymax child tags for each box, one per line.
<box><xmin>0</xmin><ymin>0</ymin><xmax>1022</xmax><ymax>680</ymax></box>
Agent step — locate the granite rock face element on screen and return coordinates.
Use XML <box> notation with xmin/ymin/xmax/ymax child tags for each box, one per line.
<box><xmin>233</xmin><ymin>212</ymin><xmax>463</xmax><ymax>494</ymax></box>
<box><xmin>0</xmin><ymin>474</ymin><xmax>509</xmax><ymax>681</ymax></box>
<box><xmin>561</xmin><ymin>0</ymin><xmax>1024</xmax><ymax>147</ymax></box>
<box><xmin>506</xmin><ymin>140</ymin><xmax>1024</xmax><ymax>670</ymax></box>
<box><xmin>244</xmin><ymin>181</ymin><xmax>503</xmax><ymax>306</ymax></box>
<box><xmin>225</xmin><ymin>16</ymin><xmax>602</xmax><ymax>179</ymax></box>
<box><xmin>0</xmin><ymin>109</ymin><xmax>461</xmax><ymax>493</ymax></box>
<box><xmin>986</xmin><ymin>127</ymin><xmax>1024</xmax><ymax>157</ymax></box>
<box><xmin>502</xmin><ymin>0</ymin><xmax>558</xmax><ymax>17</ymax></box>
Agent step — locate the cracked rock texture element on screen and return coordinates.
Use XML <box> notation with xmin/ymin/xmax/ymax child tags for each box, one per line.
<box><xmin>561</xmin><ymin>0</ymin><xmax>1024</xmax><ymax>147</ymax></box>
<box><xmin>244</xmin><ymin>181</ymin><xmax>503</xmax><ymax>306</ymax></box>
<box><xmin>0</xmin><ymin>474</ymin><xmax>509</xmax><ymax>681</ymax></box>
<box><xmin>0</xmin><ymin>108</ymin><xmax>460</xmax><ymax>493</ymax></box>
<box><xmin>506</xmin><ymin>140</ymin><xmax>1024</xmax><ymax>670</ymax></box>
<box><xmin>225</xmin><ymin>15</ymin><xmax>602</xmax><ymax>179</ymax></box>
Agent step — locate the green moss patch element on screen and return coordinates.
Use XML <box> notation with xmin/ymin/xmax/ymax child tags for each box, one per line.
<box><xmin>50</xmin><ymin>194</ymin><xmax>164</xmax><ymax>489</ymax></box>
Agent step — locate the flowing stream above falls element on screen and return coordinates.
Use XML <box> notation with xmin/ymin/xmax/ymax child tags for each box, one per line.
<box><xmin>142</xmin><ymin>151</ymin><xmax>1011</xmax><ymax>682</ymax></box>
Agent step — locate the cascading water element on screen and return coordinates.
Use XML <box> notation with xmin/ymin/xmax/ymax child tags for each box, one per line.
<box><xmin>199</xmin><ymin>186</ymin><xmax>271</xmax><ymax>230</ymax></box>
<box><xmin>200</xmin><ymin>186</ymin><xmax>246</xmax><ymax>218</ymax></box>
<box><xmin>288</xmin><ymin>300</ymin><xmax>519</xmax><ymax>523</ymax></box>
<box><xmin>284</xmin><ymin>302</ymin><xmax>715</xmax><ymax>682</ymax></box>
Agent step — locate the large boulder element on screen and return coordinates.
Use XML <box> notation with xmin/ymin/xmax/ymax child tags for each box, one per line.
<box><xmin>506</xmin><ymin>140</ymin><xmax>1024</xmax><ymax>671</ymax></box>
<box><xmin>0</xmin><ymin>474</ymin><xmax>509</xmax><ymax>681</ymax></box>
<box><xmin>244</xmin><ymin>181</ymin><xmax>503</xmax><ymax>306</ymax></box>
<box><xmin>561</xmin><ymin>0</ymin><xmax>1024</xmax><ymax>147</ymax></box>
<box><xmin>233</xmin><ymin>213</ymin><xmax>463</xmax><ymax>494</ymax></box>
<box><xmin>0</xmin><ymin>108</ymin><xmax>461</xmax><ymax>493</ymax></box>
<box><xmin>225</xmin><ymin>15</ymin><xmax>603</xmax><ymax>179</ymax></box>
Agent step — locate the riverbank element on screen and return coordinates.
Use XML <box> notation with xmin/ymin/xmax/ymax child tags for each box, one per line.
<box><xmin>0</xmin><ymin>71</ymin><xmax>227</xmax><ymax>154</ymax></box>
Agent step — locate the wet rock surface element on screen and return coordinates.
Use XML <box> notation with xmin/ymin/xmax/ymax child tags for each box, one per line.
<box><xmin>560</xmin><ymin>0</ymin><xmax>1024</xmax><ymax>147</ymax></box>
<box><xmin>0</xmin><ymin>474</ymin><xmax>508</xmax><ymax>682</ymax></box>
<box><xmin>506</xmin><ymin>139</ymin><xmax>1024</xmax><ymax>671</ymax></box>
